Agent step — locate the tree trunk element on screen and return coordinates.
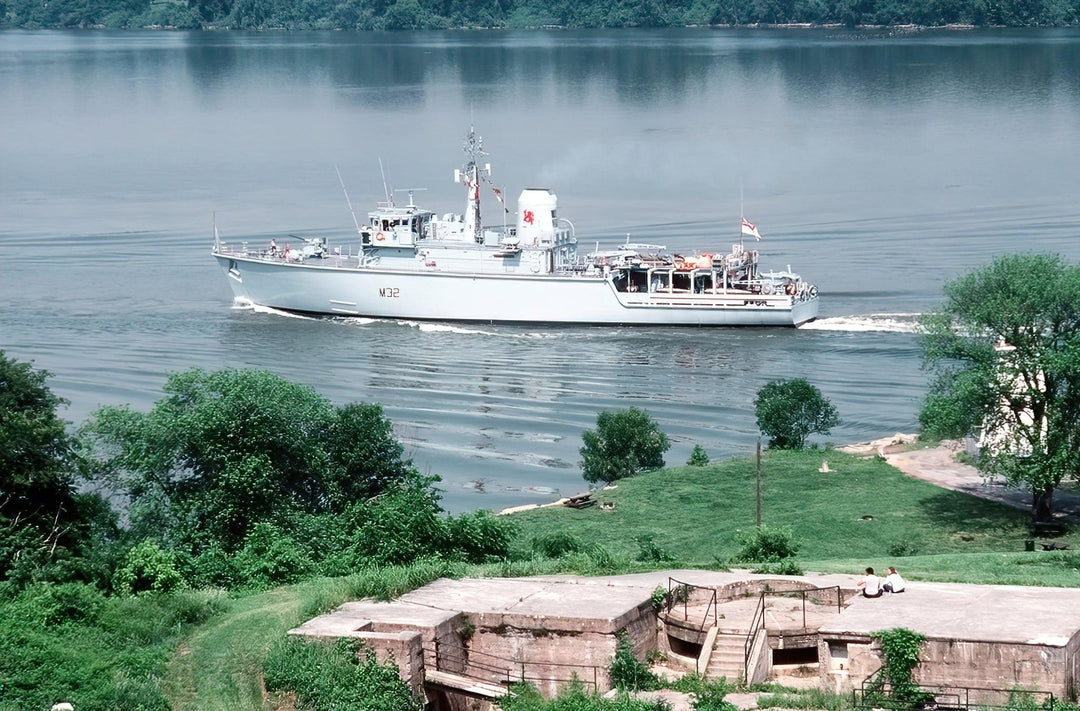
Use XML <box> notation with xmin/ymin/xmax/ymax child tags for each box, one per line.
<box><xmin>1032</xmin><ymin>485</ymin><xmax>1054</xmax><ymax>524</ymax></box>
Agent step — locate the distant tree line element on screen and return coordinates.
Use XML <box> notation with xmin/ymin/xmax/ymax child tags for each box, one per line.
<box><xmin>2</xmin><ymin>0</ymin><xmax>1078</xmax><ymax>30</ymax></box>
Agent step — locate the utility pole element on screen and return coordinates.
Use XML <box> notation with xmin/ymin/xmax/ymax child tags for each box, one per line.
<box><xmin>756</xmin><ymin>436</ymin><xmax>762</xmax><ymax>527</ymax></box>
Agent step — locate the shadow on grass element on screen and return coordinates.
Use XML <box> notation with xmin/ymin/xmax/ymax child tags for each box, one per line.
<box><xmin>916</xmin><ymin>490</ymin><xmax>1033</xmax><ymax>550</ymax></box>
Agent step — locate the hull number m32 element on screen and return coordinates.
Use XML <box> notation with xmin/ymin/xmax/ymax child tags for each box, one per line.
<box><xmin>379</xmin><ymin>287</ymin><xmax>400</xmax><ymax>298</ymax></box>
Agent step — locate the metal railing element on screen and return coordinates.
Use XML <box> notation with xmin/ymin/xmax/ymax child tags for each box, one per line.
<box><xmin>742</xmin><ymin>585</ymin><xmax>843</xmax><ymax>681</ymax></box>
<box><xmin>666</xmin><ymin>577</ymin><xmax>718</xmax><ymax>631</ymax></box>
<box><xmin>425</xmin><ymin>640</ymin><xmax>601</xmax><ymax>691</ymax></box>
<box><xmin>763</xmin><ymin>585</ymin><xmax>842</xmax><ymax>630</ymax></box>
<box><xmin>743</xmin><ymin>592</ymin><xmax>767</xmax><ymax>681</ymax></box>
<box><xmin>854</xmin><ymin>675</ymin><xmax>1056</xmax><ymax>711</ymax></box>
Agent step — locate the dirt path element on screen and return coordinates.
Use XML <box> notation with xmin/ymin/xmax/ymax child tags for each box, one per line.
<box><xmin>840</xmin><ymin>434</ymin><xmax>1080</xmax><ymax>519</ymax></box>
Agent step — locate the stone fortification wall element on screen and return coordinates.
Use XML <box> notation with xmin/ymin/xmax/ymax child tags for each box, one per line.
<box><xmin>463</xmin><ymin>600</ymin><xmax>657</xmax><ymax>696</ymax></box>
<box><xmin>820</xmin><ymin>634</ymin><xmax>1077</xmax><ymax>700</ymax></box>
<box><xmin>915</xmin><ymin>639</ymin><xmax>1071</xmax><ymax>699</ymax></box>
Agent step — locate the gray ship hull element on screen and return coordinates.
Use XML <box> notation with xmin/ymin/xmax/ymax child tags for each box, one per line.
<box><xmin>216</xmin><ymin>254</ymin><xmax>819</xmax><ymax>327</ymax></box>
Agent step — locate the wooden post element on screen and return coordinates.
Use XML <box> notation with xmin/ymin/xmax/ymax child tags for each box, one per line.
<box><xmin>756</xmin><ymin>436</ymin><xmax>762</xmax><ymax>527</ymax></box>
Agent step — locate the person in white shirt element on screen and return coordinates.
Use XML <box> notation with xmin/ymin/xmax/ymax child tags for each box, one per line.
<box><xmin>883</xmin><ymin>566</ymin><xmax>906</xmax><ymax>593</ymax></box>
<box><xmin>857</xmin><ymin>567</ymin><xmax>882</xmax><ymax>598</ymax></box>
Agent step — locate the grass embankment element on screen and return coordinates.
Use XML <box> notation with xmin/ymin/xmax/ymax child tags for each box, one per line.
<box><xmin>510</xmin><ymin>449</ymin><xmax>1080</xmax><ymax>579</ymax></box>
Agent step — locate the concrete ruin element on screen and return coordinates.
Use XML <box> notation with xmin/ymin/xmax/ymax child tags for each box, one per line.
<box><xmin>289</xmin><ymin>570</ymin><xmax>1080</xmax><ymax>709</ymax></box>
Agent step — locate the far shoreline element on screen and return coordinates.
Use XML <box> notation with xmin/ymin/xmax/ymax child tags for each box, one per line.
<box><xmin>2</xmin><ymin>22</ymin><xmax>1038</xmax><ymax>32</ymax></box>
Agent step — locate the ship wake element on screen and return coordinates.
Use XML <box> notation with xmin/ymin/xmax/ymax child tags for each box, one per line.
<box><xmin>799</xmin><ymin>313</ymin><xmax>920</xmax><ymax>334</ymax></box>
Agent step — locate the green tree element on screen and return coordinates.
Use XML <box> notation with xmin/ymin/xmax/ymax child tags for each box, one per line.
<box><xmin>754</xmin><ymin>378</ymin><xmax>840</xmax><ymax>450</ymax></box>
<box><xmin>0</xmin><ymin>351</ymin><xmax>111</xmax><ymax>584</ymax></box>
<box><xmin>919</xmin><ymin>254</ymin><xmax>1080</xmax><ymax>523</ymax></box>
<box><xmin>84</xmin><ymin>368</ymin><xmax>412</xmax><ymax>552</ymax></box>
<box><xmin>0</xmin><ymin>352</ymin><xmax>75</xmax><ymax>528</ymax></box>
<box><xmin>579</xmin><ymin>407</ymin><xmax>670</xmax><ymax>484</ymax></box>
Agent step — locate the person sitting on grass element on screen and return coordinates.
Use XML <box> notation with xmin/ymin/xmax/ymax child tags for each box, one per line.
<box><xmin>883</xmin><ymin>566</ymin><xmax>906</xmax><ymax>593</ymax></box>
<box><xmin>857</xmin><ymin>567</ymin><xmax>882</xmax><ymax>598</ymax></box>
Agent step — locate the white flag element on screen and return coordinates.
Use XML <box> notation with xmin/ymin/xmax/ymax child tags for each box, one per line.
<box><xmin>741</xmin><ymin>217</ymin><xmax>762</xmax><ymax>241</ymax></box>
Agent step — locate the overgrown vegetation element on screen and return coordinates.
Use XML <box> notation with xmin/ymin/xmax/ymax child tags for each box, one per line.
<box><xmin>3</xmin><ymin>0</ymin><xmax>1078</xmax><ymax>29</ymax></box>
<box><xmin>609</xmin><ymin>632</ymin><xmax>660</xmax><ymax>691</ymax></box>
<box><xmin>732</xmin><ymin>524</ymin><xmax>800</xmax><ymax>564</ymax></box>
<box><xmin>0</xmin><ymin>583</ymin><xmax>225</xmax><ymax>711</ymax></box>
<box><xmin>868</xmin><ymin>628</ymin><xmax>927</xmax><ymax>704</ymax></box>
<box><xmin>263</xmin><ymin>638</ymin><xmax>421</xmax><ymax>711</ymax></box>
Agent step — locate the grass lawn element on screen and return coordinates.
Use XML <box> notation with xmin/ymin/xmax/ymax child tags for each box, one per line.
<box><xmin>510</xmin><ymin>450</ymin><xmax>1076</xmax><ymax>567</ymax></box>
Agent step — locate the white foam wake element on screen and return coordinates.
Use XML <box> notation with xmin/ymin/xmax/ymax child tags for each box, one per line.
<box><xmin>232</xmin><ymin>298</ymin><xmax>318</xmax><ymax>320</ymax></box>
<box><xmin>799</xmin><ymin>313</ymin><xmax>921</xmax><ymax>334</ymax></box>
<box><xmin>395</xmin><ymin>320</ymin><xmax>499</xmax><ymax>336</ymax></box>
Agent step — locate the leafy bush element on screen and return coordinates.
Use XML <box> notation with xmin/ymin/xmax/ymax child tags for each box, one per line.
<box><xmin>446</xmin><ymin>509</ymin><xmax>517</xmax><ymax>563</ymax></box>
<box><xmin>634</xmin><ymin>533</ymin><xmax>673</xmax><ymax>563</ymax></box>
<box><xmin>733</xmin><ymin>525</ymin><xmax>800</xmax><ymax>564</ymax></box>
<box><xmin>263</xmin><ymin>637</ymin><xmax>421</xmax><ymax>711</ymax></box>
<box><xmin>687</xmin><ymin>445</ymin><xmax>710</xmax><ymax>467</ymax></box>
<box><xmin>754</xmin><ymin>379</ymin><xmax>840</xmax><ymax>450</ymax></box>
<box><xmin>750</xmin><ymin>559</ymin><xmax>804</xmax><ymax>576</ymax></box>
<box><xmin>233</xmin><ymin>522</ymin><xmax>314</xmax><ymax>589</ymax></box>
<box><xmin>580</xmin><ymin>407</ymin><xmax>671</xmax><ymax>484</ymax></box>
<box><xmin>608</xmin><ymin>632</ymin><xmax>660</xmax><ymax>691</ymax></box>
<box><xmin>113</xmin><ymin>540</ymin><xmax>183</xmax><ymax>595</ymax></box>
<box><xmin>532</xmin><ymin>531</ymin><xmax>587</xmax><ymax>558</ymax></box>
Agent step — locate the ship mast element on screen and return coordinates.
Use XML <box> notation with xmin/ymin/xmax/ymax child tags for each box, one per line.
<box><xmin>455</xmin><ymin>127</ymin><xmax>490</xmax><ymax>244</ymax></box>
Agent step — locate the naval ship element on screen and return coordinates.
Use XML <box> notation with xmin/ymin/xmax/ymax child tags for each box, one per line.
<box><xmin>213</xmin><ymin>130</ymin><xmax>819</xmax><ymax>327</ymax></box>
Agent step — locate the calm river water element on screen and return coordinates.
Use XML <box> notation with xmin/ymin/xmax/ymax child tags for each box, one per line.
<box><xmin>2</xmin><ymin>28</ymin><xmax>1079</xmax><ymax>511</ymax></box>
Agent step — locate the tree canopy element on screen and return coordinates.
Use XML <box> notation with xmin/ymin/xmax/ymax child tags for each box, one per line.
<box><xmin>754</xmin><ymin>378</ymin><xmax>839</xmax><ymax>450</ymax></box>
<box><xmin>84</xmin><ymin>368</ymin><xmax>412</xmax><ymax>552</ymax></box>
<box><xmin>3</xmin><ymin>0</ymin><xmax>1077</xmax><ymax>29</ymax></box>
<box><xmin>919</xmin><ymin>253</ymin><xmax>1080</xmax><ymax>522</ymax></box>
<box><xmin>580</xmin><ymin>407</ymin><xmax>670</xmax><ymax>484</ymax></box>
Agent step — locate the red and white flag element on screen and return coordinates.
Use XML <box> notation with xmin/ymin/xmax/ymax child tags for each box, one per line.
<box><xmin>741</xmin><ymin>218</ymin><xmax>762</xmax><ymax>241</ymax></box>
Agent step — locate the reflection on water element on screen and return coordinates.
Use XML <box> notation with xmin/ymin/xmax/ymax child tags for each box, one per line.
<box><xmin>2</xmin><ymin>28</ymin><xmax>1080</xmax><ymax>510</ymax></box>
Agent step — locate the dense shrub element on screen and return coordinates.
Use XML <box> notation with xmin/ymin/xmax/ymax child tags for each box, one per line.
<box><xmin>264</xmin><ymin>637</ymin><xmax>421</xmax><ymax>711</ymax></box>
<box><xmin>732</xmin><ymin>525</ymin><xmax>800</xmax><ymax>564</ymax></box>
<box><xmin>532</xmin><ymin>531</ymin><xmax>587</xmax><ymax>558</ymax></box>
<box><xmin>608</xmin><ymin>632</ymin><xmax>660</xmax><ymax>692</ymax></box>
<box><xmin>114</xmin><ymin>539</ymin><xmax>183</xmax><ymax>595</ymax></box>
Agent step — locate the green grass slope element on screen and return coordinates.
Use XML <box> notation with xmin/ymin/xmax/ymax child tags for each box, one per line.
<box><xmin>511</xmin><ymin>450</ymin><xmax>1070</xmax><ymax>566</ymax></box>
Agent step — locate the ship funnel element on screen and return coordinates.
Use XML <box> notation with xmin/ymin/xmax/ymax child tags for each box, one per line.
<box><xmin>517</xmin><ymin>189</ymin><xmax>557</xmax><ymax>245</ymax></box>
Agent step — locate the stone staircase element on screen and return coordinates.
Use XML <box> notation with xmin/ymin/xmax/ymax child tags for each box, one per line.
<box><xmin>704</xmin><ymin>631</ymin><xmax>747</xmax><ymax>682</ymax></box>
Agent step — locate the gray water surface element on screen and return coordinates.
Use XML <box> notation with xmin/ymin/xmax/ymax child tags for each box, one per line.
<box><xmin>2</xmin><ymin>28</ymin><xmax>1079</xmax><ymax>511</ymax></box>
